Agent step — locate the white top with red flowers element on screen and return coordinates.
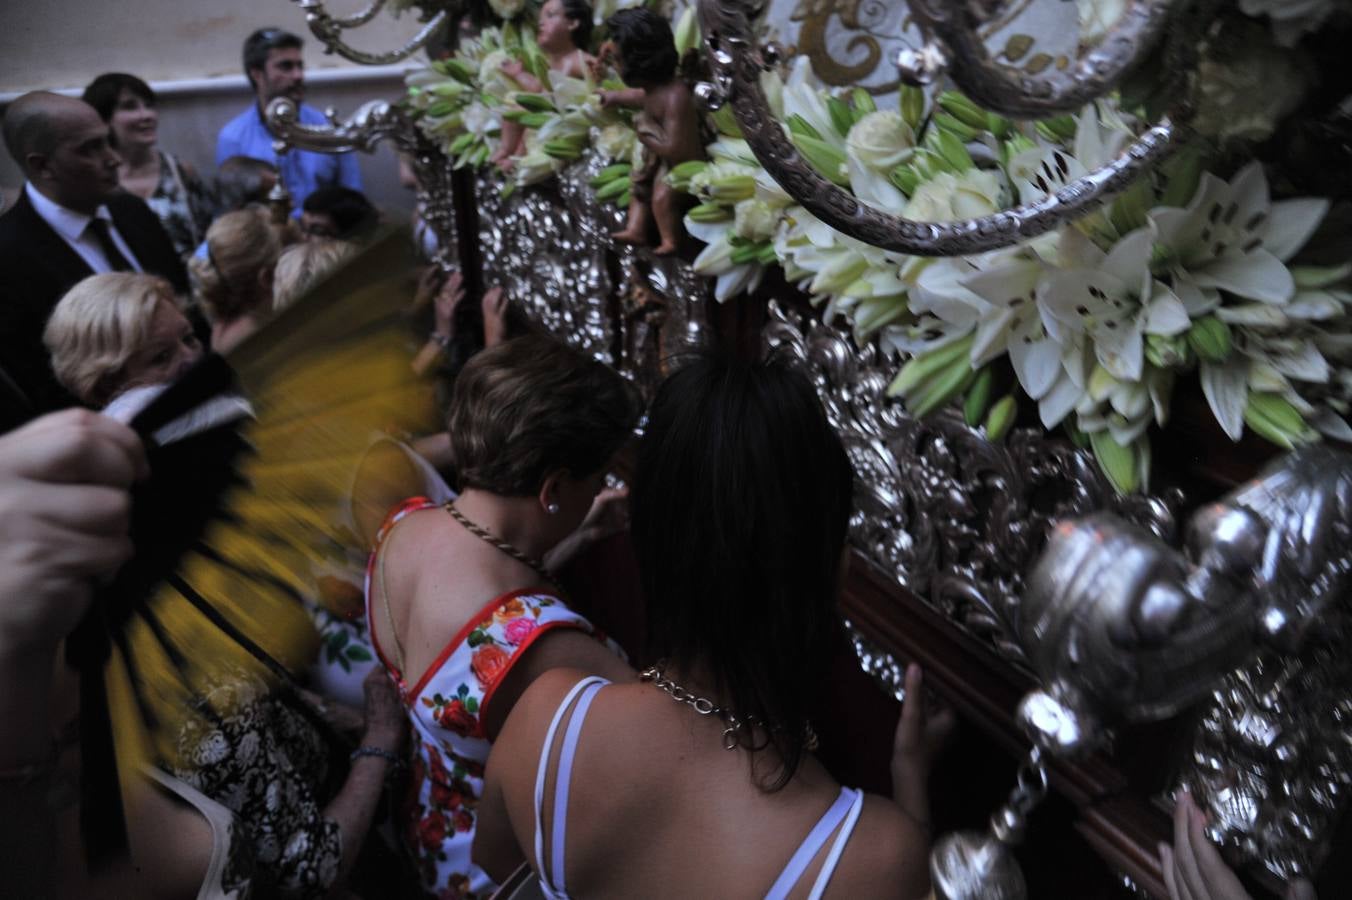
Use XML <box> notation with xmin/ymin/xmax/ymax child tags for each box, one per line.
<box><xmin>365</xmin><ymin>497</ymin><xmax>620</xmax><ymax>900</ymax></box>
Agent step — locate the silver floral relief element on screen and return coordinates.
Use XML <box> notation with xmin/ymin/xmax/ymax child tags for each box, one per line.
<box><xmin>1179</xmin><ymin>627</ymin><xmax>1352</xmax><ymax>883</ymax></box>
<box><xmin>408</xmin><ymin>140</ymin><xmax>460</xmax><ymax>270</ymax></box>
<box><xmin>474</xmin><ymin>165</ymin><xmax>615</xmax><ymax>364</ymax></box>
<box><xmin>762</xmin><ymin>300</ymin><xmax>1179</xmax><ymax>663</ymax></box>
<box><xmin>474</xmin><ymin>150</ymin><xmax>711</xmax><ymax>382</ymax></box>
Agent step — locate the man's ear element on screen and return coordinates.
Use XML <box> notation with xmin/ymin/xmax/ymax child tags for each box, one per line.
<box><xmin>24</xmin><ymin>152</ymin><xmax>50</xmax><ymax>182</ymax></box>
<box><xmin>247</xmin><ymin>68</ymin><xmax>264</xmax><ymax>95</ymax></box>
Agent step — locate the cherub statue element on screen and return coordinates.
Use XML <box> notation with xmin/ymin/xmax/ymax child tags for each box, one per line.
<box><xmin>596</xmin><ymin>8</ymin><xmax>705</xmax><ymax>255</ymax></box>
<box><xmin>490</xmin><ymin>0</ymin><xmax>596</xmax><ymax>172</ymax></box>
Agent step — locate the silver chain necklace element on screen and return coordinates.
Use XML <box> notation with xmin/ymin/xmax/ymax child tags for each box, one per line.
<box><xmin>639</xmin><ymin>663</ymin><xmax>818</xmax><ymax>752</ymax></box>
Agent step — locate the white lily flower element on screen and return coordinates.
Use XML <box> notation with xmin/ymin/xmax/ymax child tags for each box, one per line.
<box><xmin>1078</xmin><ymin>0</ymin><xmax>1129</xmax><ymax>43</ymax></box>
<box><xmin>1038</xmin><ymin>335</ymin><xmax>1094</xmax><ymax>428</ymax></box>
<box><xmin>781</xmin><ymin>57</ymin><xmax>840</xmax><ymax>146</ymax></box>
<box><xmin>1043</xmin><ymin>226</ymin><xmax>1191</xmax><ymax>381</ymax></box>
<box><xmin>1010</xmin><ymin>101</ymin><xmax>1132</xmax><ymax>203</ymax></box>
<box><xmin>685</xmin><ymin>217</ymin><xmax>765</xmax><ymax>302</ymax></box>
<box><xmin>1151</xmin><ymin>161</ymin><xmax>1328</xmax><ymax>307</ymax></box>
<box><xmin>961</xmin><ymin>256</ymin><xmax>1062</xmax><ymax>398</ymax></box>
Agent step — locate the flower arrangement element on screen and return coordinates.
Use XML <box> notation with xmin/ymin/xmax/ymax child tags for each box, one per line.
<box><xmin>404</xmin><ymin>3</ymin><xmax>1352</xmax><ymax>493</ymax></box>
<box><xmin>669</xmin><ymin>50</ymin><xmax>1351</xmax><ymax>493</ymax></box>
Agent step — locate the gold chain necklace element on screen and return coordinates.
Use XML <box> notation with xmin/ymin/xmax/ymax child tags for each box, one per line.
<box><xmin>639</xmin><ymin>663</ymin><xmax>818</xmax><ymax>752</ymax></box>
<box><xmin>444</xmin><ymin>502</ymin><xmax>563</xmax><ymax>594</ymax></box>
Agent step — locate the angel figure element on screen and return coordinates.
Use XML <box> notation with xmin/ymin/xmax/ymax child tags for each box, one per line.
<box><xmin>490</xmin><ymin>0</ymin><xmax>596</xmax><ymax>171</ymax></box>
<box><xmin>597</xmin><ymin>8</ymin><xmax>705</xmax><ymax>255</ymax></box>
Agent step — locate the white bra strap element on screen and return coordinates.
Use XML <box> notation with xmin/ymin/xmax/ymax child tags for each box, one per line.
<box><xmin>806</xmin><ymin>788</ymin><xmax>864</xmax><ymax>900</ymax></box>
<box><xmin>532</xmin><ymin>676</ymin><xmax>607</xmax><ymax>890</ymax></box>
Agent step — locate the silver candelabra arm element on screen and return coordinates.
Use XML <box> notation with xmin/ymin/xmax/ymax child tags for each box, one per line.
<box><xmin>902</xmin><ymin>0</ymin><xmax>1176</xmax><ymax>118</ymax></box>
<box><xmin>291</xmin><ymin>0</ymin><xmax>450</xmax><ymax>65</ymax></box>
<box><xmin>1015</xmin><ymin>444</ymin><xmax>1352</xmax><ymax>755</ymax></box>
<box><xmin>266</xmin><ymin>97</ymin><xmax>420</xmax><ymax>155</ymax></box>
<box><xmin>695</xmin><ymin>0</ymin><xmax>1186</xmax><ymax>258</ymax></box>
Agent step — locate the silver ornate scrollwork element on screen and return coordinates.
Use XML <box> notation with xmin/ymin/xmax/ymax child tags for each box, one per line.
<box><xmin>262</xmin><ymin>96</ymin><xmax>458</xmax><ymax>266</ymax></box>
<box><xmin>763</xmin><ymin>301</ymin><xmax>1179</xmax><ymax>664</ymax></box>
<box><xmin>475</xmin><ymin>167</ymin><xmax>616</xmax><ymax>364</ymax></box>
<box><xmin>696</xmin><ymin>0</ymin><xmax>1185</xmax><ymax>257</ymax></box>
<box><xmin>473</xmin><ymin>149</ymin><xmax>711</xmax><ymax>374</ymax></box>
<box><xmin>902</xmin><ymin>0</ymin><xmax>1175</xmax><ymax>117</ymax></box>
<box><xmin>290</xmin><ymin>0</ymin><xmax>450</xmax><ymax>65</ymax></box>
<box><xmin>266</xmin><ymin>97</ymin><xmax>415</xmax><ymax>155</ymax></box>
<box><xmin>843</xmin><ymin>617</ymin><xmax>909</xmax><ymax>702</ymax></box>
<box><xmin>1014</xmin><ymin>446</ymin><xmax>1352</xmax><ymax>879</ymax></box>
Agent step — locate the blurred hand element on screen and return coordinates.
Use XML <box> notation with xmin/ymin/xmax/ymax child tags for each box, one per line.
<box><xmin>1159</xmin><ymin>791</ymin><xmax>1316</xmax><ymax>900</ymax></box>
<box><xmin>890</xmin><ymin>663</ymin><xmax>956</xmax><ymax>829</ymax></box>
<box><xmin>361</xmin><ymin>666</ymin><xmax>406</xmax><ymax>752</ymax></box>
<box><xmin>597</xmin><ymin>89</ymin><xmax>624</xmax><ymax>109</ymax></box>
<box><xmin>483</xmin><ymin>286</ymin><xmax>509</xmax><ymax>348</ymax></box>
<box><xmin>500</xmin><ymin>58</ymin><xmax>525</xmax><ymax>79</ymax></box>
<box><xmin>434</xmin><ymin>269</ymin><xmax>465</xmax><ymax>338</ymax></box>
<box><xmin>0</xmin><ymin>410</ymin><xmax>146</xmax><ymax>654</ymax></box>
<box><xmin>577</xmin><ymin>486</ymin><xmax>629</xmax><ymax>544</ymax></box>
<box><xmin>412</xmin><ymin>265</ymin><xmax>445</xmax><ymax>311</ymax></box>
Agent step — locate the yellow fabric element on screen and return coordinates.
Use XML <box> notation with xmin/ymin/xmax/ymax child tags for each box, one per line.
<box><xmin>104</xmin><ymin>227</ymin><xmax>440</xmax><ymax>796</ymax></box>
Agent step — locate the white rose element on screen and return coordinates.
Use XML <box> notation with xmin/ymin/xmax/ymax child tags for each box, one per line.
<box><xmin>734</xmin><ymin>199</ymin><xmax>779</xmax><ymax>243</ymax></box>
<box><xmin>845</xmin><ymin>110</ymin><xmax>915</xmax><ymax>172</ymax></box>
<box><xmin>903</xmin><ymin>170</ymin><xmax>1002</xmax><ymax>222</ymax></box>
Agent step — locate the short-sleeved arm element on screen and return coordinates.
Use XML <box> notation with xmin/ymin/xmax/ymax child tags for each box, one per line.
<box><xmin>215</xmin><ymin>127</ymin><xmax>236</xmax><ymax>169</ymax></box>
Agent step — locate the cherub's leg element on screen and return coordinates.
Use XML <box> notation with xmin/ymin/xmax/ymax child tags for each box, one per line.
<box><xmin>612</xmin><ymin>179</ymin><xmax>654</xmax><ymax>246</ymax></box>
<box><xmin>492</xmin><ymin>121</ymin><xmax>524</xmax><ymax>171</ymax></box>
<box><xmin>651</xmin><ymin>172</ymin><xmax>681</xmax><ymax>256</ymax></box>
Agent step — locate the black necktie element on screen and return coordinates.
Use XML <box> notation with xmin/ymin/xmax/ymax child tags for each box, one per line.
<box><xmin>86</xmin><ymin>218</ymin><xmax>133</xmax><ymax>272</ymax></box>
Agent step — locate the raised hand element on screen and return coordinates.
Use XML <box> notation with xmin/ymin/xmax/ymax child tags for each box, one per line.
<box><xmin>890</xmin><ymin>663</ymin><xmax>956</xmax><ymax>831</ymax></box>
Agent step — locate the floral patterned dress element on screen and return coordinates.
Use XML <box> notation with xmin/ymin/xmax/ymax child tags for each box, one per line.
<box><xmin>365</xmin><ymin>498</ymin><xmax>622</xmax><ymax>899</ymax></box>
<box><xmin>144</xmin><ymin>151</ymin><xmax>215</xmax><ymax>259</ymax></box>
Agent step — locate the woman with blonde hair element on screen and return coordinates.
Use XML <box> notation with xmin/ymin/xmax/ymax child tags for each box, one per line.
<box><xmin>189</xmin><ymin>206</ymin><xmax>285</xmax><ymax>351</ymax></box>
<box><xmin>273</xmin><ymin>238</ymin><xmax>356</xmax><ymax>311</ymax></box>
<box><xmin>43</xmin><ymin>272</ymin><xmax>202</xmax><ymax>409</ymax></box>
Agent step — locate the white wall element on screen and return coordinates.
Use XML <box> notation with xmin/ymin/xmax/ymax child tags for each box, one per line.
<box><xmin>0</xmin><ymin>0</ymin><xmax>431</xmax><ymax>215</ymax></box>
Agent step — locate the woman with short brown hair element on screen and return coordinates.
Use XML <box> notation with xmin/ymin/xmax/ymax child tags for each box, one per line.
<box><xmin>365</xmin><ymin>332</ymin><xmax>641</xmax><ymax>898</ymax></box>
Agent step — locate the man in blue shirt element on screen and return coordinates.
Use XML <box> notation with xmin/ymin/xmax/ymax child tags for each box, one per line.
<box><xmin>216</xmin><ymin>28</ymin><xmax>362</xmax><ymax>215</ymax></box>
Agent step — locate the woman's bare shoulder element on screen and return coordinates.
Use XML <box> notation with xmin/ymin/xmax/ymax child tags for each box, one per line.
<box><xmin>826</xmin><ymin>794</ymin><xmax>932</xmax><ymax>900</ymax></box>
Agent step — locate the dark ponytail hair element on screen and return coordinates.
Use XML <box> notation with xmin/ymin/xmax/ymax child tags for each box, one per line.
<box><xmin>631</xmin><ymin>353</ymin><xmax>854</xmax><ymax>791</ymax></box>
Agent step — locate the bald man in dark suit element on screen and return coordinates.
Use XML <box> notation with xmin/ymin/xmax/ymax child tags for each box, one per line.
<box><xmin>0</xmin><ymin>91</ymin><xmax>189</xmax><ymax>428</ymax></box>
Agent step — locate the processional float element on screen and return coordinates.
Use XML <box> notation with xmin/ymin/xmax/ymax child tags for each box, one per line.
<box><xmin>266</xmin><ymin>0</ymin><xmax>1352</xmax><ymax>895</ymax></box>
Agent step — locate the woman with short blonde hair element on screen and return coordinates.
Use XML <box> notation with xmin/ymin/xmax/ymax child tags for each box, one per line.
<box><xmin>43</xmin><ymin>272</ymin><xmax>200</xmax><ymax>408</ymax></box>
<box><xmin>189</xmin><ymin>206</ymin><xmax>285</xmax><ymax>351</ymax></box>
<box><xmin>272</xmin><ymin>238</ymin><xmax>356</xmax><ymax>311</ymax></box>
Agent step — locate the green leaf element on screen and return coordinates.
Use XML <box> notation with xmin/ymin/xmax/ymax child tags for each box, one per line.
<box><xmin>347</xmin><ymin>646</ymin><xmax>373</xmax><ymax>662</ymax></box>
<box><xmin>465</xmin><ymin>696</ymin><xmax>480</xmax><ymax>714</ymax></box>
<box><xmin>466</xmin><ymin>629</ymin><xmax>487</xmax><ymax>647</ymax></box>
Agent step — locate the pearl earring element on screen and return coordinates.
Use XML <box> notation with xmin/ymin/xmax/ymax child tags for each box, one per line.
<box><xmin>547</xmin><ymin>503</ymin><xmax>560</xmax><ymax>514</ymax></box>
